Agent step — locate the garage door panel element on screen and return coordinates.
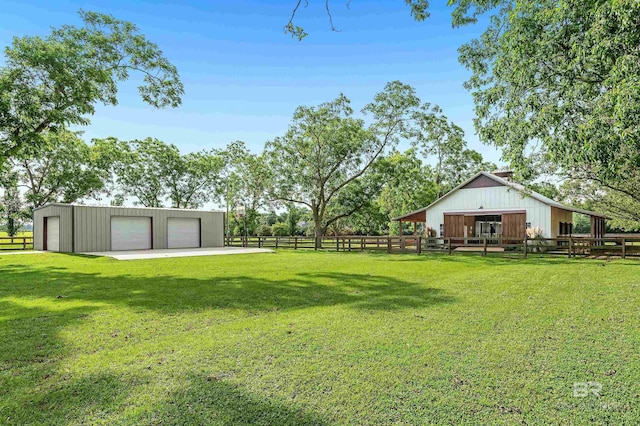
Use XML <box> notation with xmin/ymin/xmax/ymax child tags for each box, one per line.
<box><xmin>168</xmin><ymin>218</ymin><xmax>200</xmax><ymax>249</ymax></box>
<box><xmin>111</xmin><ymin>216</ymin><xmax>152</xmax><ymax>251</ymax></box>
<box><xmin>46</xmin><ymin>216</ymin><xmax>60</xmax><ymax>252</ymax></box>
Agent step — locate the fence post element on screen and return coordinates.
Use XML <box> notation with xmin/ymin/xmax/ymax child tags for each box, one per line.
<box><xmin>483</xmin><ymin>237</ymin><xmax>487</xmax><ymax>256</ymax></box>
<box><xmin>622</xmin><ymin>238</ymin><xmax>626</xmax><ymax>259</ymax></box>
<box><xmin>294</xmin><ymin>237</ymin><xmax>298</xmax><ymax>250</ymax></box>
<box><xmin>416</xmin><ymin>236</ymin><xmax>422</xmax><ymax>254</ymax></box>
<box><xmin>447</xmin><ymin>238</ymin><xmax>452</xmax><ymax>255</ymax></box>
<box><xmin>401</xmin><ymin>237</ymin><xmax>406</xmax><ymax>253</ymax></box>
<box><xmin>523</xmin><ymin>234</ymin><xmax>528</xmax><ymax>258</ymax></box>
<box><xmin>361</xmin><ymin>237</ymin><xmax>365</xmax><ymax>251</ymax></box>
<box><xmin>23</xmin><ymin>238</ymin><xmax>27</xmax><ymax>250</ymax></box>
<box><xmin>568</xmin><ymin>238</ymin><xmax>573</xmax><ymax>258</ymax></box>
<box><xmin>387</xmin><ymin>237</ymin><xmax>392</xmax><ymax>253</ymax></box>
<box><xmin>275</xmin><ymin>237</ymin><xmax>279</xmax><ymax>249</ymax></box>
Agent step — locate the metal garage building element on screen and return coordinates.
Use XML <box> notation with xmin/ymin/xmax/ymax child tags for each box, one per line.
<box><xmin>33</xmin><ymin>204</ymin><xmax>225</xmax><ymax>253</ymax></box>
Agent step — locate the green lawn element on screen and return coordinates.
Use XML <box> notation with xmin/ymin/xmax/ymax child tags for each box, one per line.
<box><xmin>0</xmin><ymin>251</ymin><xmax>638</xmax><ymax>424</ymax></box>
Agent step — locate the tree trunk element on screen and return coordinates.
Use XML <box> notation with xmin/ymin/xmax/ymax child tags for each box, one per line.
<box><xmin>312</xmin><ymin>206</ymin><xmax>323</xmax><ymax>249</ymax></box>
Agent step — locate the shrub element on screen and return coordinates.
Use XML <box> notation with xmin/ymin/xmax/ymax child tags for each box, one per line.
<box><xmin>257</xmin><ymin>224</ymin><xmax>272</xmax><ymax>236</ymax></box>
<box><xmin>271</xmin><ymin>222</ymin><xmax>289</xmax><ymax>236</ymax></box>
<box><xmin>526</xmin><ymin>226</ymin><xmax>548</xmax><ymax>252</ymax></box>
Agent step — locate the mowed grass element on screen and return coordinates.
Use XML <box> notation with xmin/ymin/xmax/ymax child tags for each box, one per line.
<box><xmin>0</xmin><ymin>231</ymin><xmax>32</xmax><ymax>237</ymax></box>
<box><xmin>0</xmin><ymin>251</ymin><xmax>638</xmax><ymax>425</ymax></box>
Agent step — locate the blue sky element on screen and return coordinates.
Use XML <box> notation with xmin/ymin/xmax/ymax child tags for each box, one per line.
<box><xmin>0</xmin><ymin>0</ymin><xmax>502</xmax><ymax>164</ymax></box>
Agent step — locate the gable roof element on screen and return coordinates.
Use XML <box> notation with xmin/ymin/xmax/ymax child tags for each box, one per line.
<box><xmin>393</xmin><ymin>171</ymin><xmax>607</xmax><ymax>220</ymax></box>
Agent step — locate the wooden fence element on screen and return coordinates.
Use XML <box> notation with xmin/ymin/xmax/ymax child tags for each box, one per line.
<box><xmin>0</xmin><ymin>236</ymin><xmax>34</xmax><ymax>251</ymax></box>
<box><xmin>225</xmin><ymin>235</ymin><xmax>640</xmax><ymax>259</ymax></box>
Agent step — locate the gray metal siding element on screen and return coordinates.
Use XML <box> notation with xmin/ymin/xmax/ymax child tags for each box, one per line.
<box><xmin>72</xmin><ymin>206</ymin><xmax>224</xmax><ymax>252</ymax></box>
<box><xmin>200</xmin><ymin>211</ymin><xmax>224</xmax><ymax>248</ymax></box>
<box><xmin>33</xmin><ymin>205</ymin><xmax>73</xmax><ymax>252</ymax></box>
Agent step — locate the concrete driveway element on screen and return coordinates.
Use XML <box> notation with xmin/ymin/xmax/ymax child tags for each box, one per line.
<box><xmin>81</xmin><ymin>246</ymin><xmax>273</xmax><ymax>260</ymax></box>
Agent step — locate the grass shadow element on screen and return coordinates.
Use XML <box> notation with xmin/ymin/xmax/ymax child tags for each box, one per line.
<box><xmin>0</xmin><ymin>264</ymin><xmax>456</xmax><ymax>315</ymax></box>
<box><xmin>0</xmin><ymin>256</ymin><xmax>455</xmax><ymax>423</ymax></box>
<box><xmin>128</xmin><ymin>374</ymin><xmax>328</xmax><ymax>425</ymax></box>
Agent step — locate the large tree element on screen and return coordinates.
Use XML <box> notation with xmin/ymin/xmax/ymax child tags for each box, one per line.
<box><xmin>412</xmin><ymin>103</ymin><xmax>494</xmax><ymax>197</ymax></box>
<box><xmin>10</xmin><ymin>130</ymin><xmax>110</xmax><ymax>209</ymax></box>
<box><xmin>457</xmin><ymin>0</ymin><xmax>640</xmax><ymax>196</ymax></box>
<box><xmin>375</xmin><ymin>149</ymin><xmax>439</xmax><ymax>234</ymax></box>
<box><xmin>266</xmin><ymin>81</ymin><xmax>419</xmax><ymax>247</ymax></box>
<box><xmin>0</xmin><ymin>10</ymin><xmax>183</xmax><ymax>165</ymax></box>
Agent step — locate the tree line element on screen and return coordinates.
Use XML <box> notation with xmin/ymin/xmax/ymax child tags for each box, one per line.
<box><xmin>0</xmin><ymin>80</ymin><xmax>494</xmax><ymax>246</ymax></box>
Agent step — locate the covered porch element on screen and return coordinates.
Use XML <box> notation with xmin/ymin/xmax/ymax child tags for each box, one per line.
<box><xmin>396</xmin><ymin>209</ymin><xmax>426</xmax><ymax>236</ymax></box>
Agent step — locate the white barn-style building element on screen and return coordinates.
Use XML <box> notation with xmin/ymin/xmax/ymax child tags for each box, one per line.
<box><xmin>394</xmin><ymin>171</ymin><xmax>606</xmax><ymax>241</ymax></box>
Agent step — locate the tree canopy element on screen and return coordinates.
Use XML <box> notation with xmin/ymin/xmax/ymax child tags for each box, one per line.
<box><xmin>0</xmin><ymin>10</ymin><xmax>183</xmax><ymax>164</ymax></box>
<box><xmin>98</xmin><ymin>138</ymin><xmax>223</xmax><ymax>208</ymax></box>
<box><xmin>265</xmin><ymin>81</ymin><xmax>492</xmax><ymax>243</ymax></box>
<box><xmin>459</xmin><ymin>0</ymin><xmax>640</xmax><ymax>183</ymax></box>
<box><xmin>266</xmin><ymin>81</ymin><xmax>419</xmax><ymax>246</ymax></box>
<box><xmin>11</xmin><ymin>130</ymin><xmax>111</xmax><ymax>209</ymax></box>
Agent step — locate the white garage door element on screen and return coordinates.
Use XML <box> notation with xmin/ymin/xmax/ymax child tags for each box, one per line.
<box><xmin>46</xmin><ymin>216</ymin><xmax>60</xmax><ymax>252</ymax></box>
<box><xmin>167</xmin><ymin>218</ymin><xmax>200</xmax><ymax>249</ymax></box>
<box><xmin>111</xmin><ymin>216</ymin><xmax>152</xmax><ymax>251</ymax></box>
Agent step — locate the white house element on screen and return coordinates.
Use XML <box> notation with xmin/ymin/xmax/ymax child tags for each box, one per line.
<box><xmin>394</xmin><ymin>171</ymin><xmax>606</xmax><ymax>241</ymax></box>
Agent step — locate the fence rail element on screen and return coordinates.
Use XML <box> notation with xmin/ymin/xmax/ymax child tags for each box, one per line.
<box><xmin>225</xmin><ymin>235</ymin><xmax>640</xmax><ymax>259</ymax></box>
<box><xmin>0</xmin><ymin>236</ymin><xmax>34</xmax><ymax>251</ymax></box>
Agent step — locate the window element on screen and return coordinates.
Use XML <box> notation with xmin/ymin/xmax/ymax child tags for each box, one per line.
<box><xmin>558</xmin><ymin>222</ymin><xmax>572</xmax><ymax>235</ymax></box>
<box><xmin>439</xmin><ymin>224</ymin><xmax>444</xmax><ymax>237</ymax></box>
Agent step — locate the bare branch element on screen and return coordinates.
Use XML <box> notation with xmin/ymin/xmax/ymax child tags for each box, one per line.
<box><xmin>326</xmin><ymin>0</ymin><xmax>341</xmax><ymax>33</ymax></box>
<box><xmin>271</xmin><ymin>196</ymin><xmax>313</xmax><ymax>209</ymax></box>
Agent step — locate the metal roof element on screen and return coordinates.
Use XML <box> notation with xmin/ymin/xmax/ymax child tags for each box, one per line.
<box><xmin>392</xmin><ymin>171</ymin><xmax>607</xmax><ymax>221</ymax></box>
<box><xmin>33</xmin><ymin>202</ymin><xmax>225</xmax><ymax>214</ymax></box>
